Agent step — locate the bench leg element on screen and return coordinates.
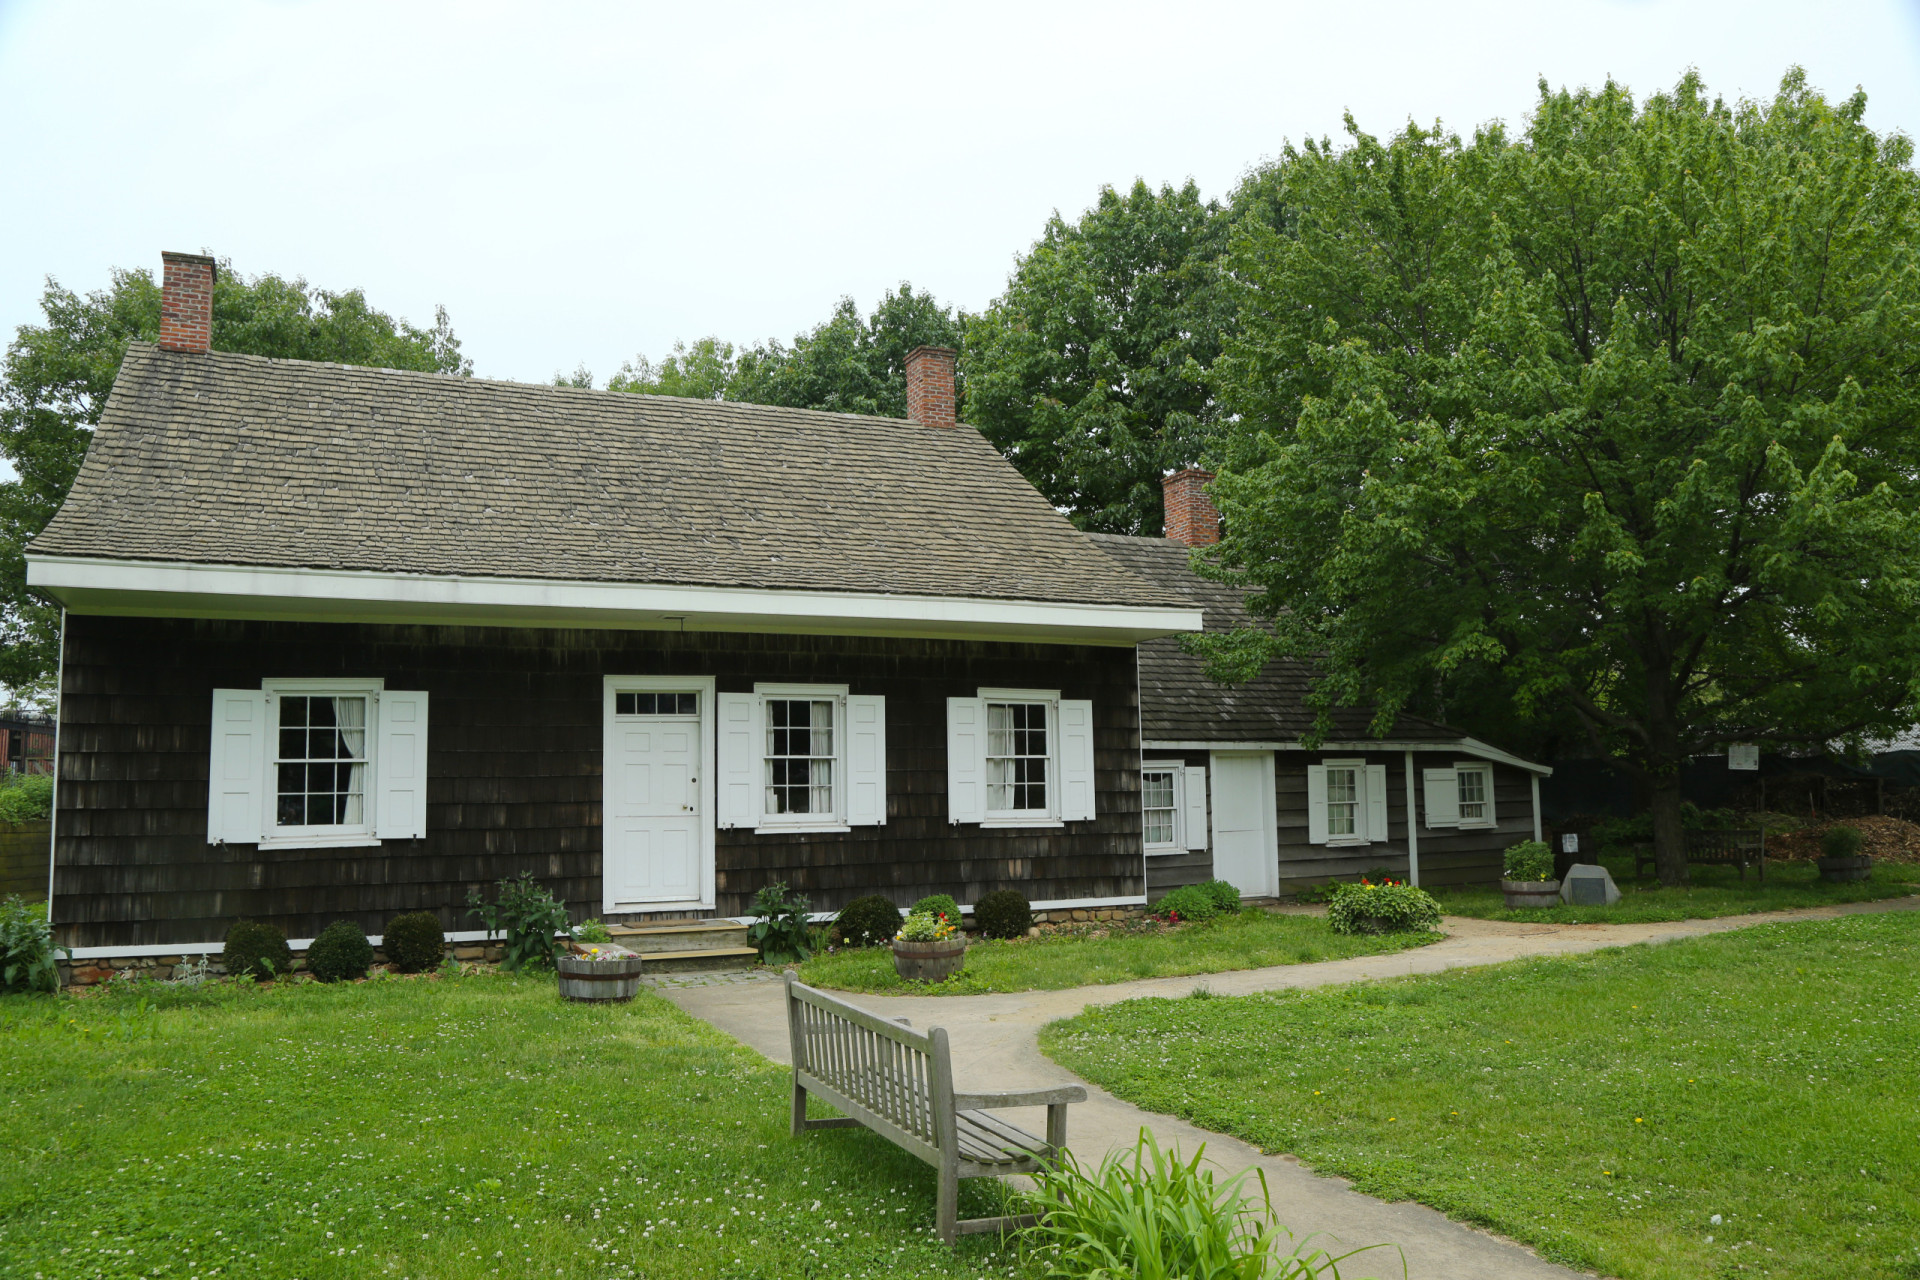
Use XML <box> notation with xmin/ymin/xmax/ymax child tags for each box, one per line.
<box><xmin>936</xmin><ymin>1152</ymin><xmax>959</xmax><ymax>1245</ymax></box>
<box><xmin>1045</xmin><ymin>1102</ymin><xmax>1068</xmax><ymax>1156</ymax></box>
<box><xmin>791</xmin><ymin>1079</ymin><xmax>807</xmax><ymax>1138</ymax></box>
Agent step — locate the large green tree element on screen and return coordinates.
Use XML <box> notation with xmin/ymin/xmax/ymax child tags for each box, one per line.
<box><xmin>964</xmin><ymin>179</ymin><xmax>1236</xmax><ymax>535</ymax></box>
<box><xmin>0</xmin><ymin>263</ymin><xmax>471</xmax><ymax>697</ymax></box>
<box><xmin>1202</xmin><ymin>71</ymin><xmax>1920</xmax><ymax>883</ymax></box>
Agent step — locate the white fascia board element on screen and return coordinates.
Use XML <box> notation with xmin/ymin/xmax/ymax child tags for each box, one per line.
<box><xmin>1144</xmin><ymin>737</ymin><xmax>1552</xmax><ymax>776</ymax></box>
<box><xmin>27</xmin><ymin>554</ymin><xmax>1203</xmax><ymax>647</ymax></box>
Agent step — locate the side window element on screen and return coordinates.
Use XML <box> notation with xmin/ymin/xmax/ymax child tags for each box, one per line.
<box><xmin>985</xmin><ymin>700</ymin><xmax>1050</xmax><ymax>816</ymax></box>
<box><xmin>1307</xmin><ymin>759</ymin><xmax>1386</xmax><ymax>845</ymax></box>
<box><xmin>1142</xmin><ymin>768</ymin><xmax>1178</xmax><ymax>849</ymax></box>
<box><xmin>947</xmin><ymin>690</ymin><xmax>1095</xmax><ymax>826</ymax></box>
<box><xmin>766</xmin><ymin>696</ymin><xmax>838</xmax><ymax>819</ymax></box>
<box><xmin>714</xmin><ymin>686</ymin><xmax>888</xmax><ymax>832</ymax></box>
<box><xmin>1456</xmin><ymin>764</ymin><xmax>1495</xmax><ymax>828</ymax></box>
<box><xmin>1324</xmin><ymin>763</ymin><xmax>1360</xmax><ymax>839</ymax></box>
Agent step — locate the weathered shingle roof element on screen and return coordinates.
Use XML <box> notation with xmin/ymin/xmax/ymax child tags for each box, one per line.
<box><xmin>34</xmin><ymin>344</ymin><xmax>1180</xmax><ymax>608</ymax></box>
<box><xmin>1088</xmin><ymin>534</ymin><xmax>1464</xmax><ymax>744</ymax></box>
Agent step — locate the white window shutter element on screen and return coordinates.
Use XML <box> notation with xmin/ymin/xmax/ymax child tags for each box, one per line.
<box><xmin>1058</xmin><ymin>699</ymin><xmax>1096</xmax><ymax>821</ymax></box>
<box><xmin>1481</xmin><ymin>768</ymin><xmax>1498</xmax><ymax>826</ymax></box>
<box><xmin>374</xmin><ymin>691</ymin><xmax>430</xmax><ymax>840</ymax></box>
<box><xmin>946</xmin><ymin>697</ymin><xmax>984</xmax><ymax>824</ymax></box>
<box><xmin>1365</xmin><ymin>763</ymin><xmax>1389</xmax><ymax>843</ymax></box>
<box><xmin>1424</xmin><ymin>767</ymin><xmax>1459</xmax><ymax>828</ymax></box>
<box><xmin>845</xmin><ymin>694</ymin><xmax>887</xmax><ymax>826</ymax></box>
<box><xmin>1182</xmin><ymin>766</ymin><xmax>1208</xmax><ymax>851</ymax></box>
<box><xmin>207</xmin><ymin>689</ymin><xmax>266</xmax><ymax>845</ymax></box>
<box><xmin>716</xmin><ymin>693</ymin><xmax>759</xmax><ymax>830</ymax></box>
<box><xmin>1306</xmin><ymin>764</ymin><xmax>1329</xmax><ymax>845</ymax></box>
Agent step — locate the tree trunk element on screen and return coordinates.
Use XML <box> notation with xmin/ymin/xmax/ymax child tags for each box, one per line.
<box><xmin>1650</xmin><ymin>773</ymin><xmax>1688</xmax><ymax>887</ymax></box>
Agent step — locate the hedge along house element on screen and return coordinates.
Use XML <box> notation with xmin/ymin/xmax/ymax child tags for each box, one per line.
<box><xmin>1092</xmin><ymin>471</ymin><xmax>1551</xmax><ymax>899</ymax></box>
<box><xmin>26</xmin><ymin>251</ymin><xmax>1201</xmax><ymax>962</ymax></box>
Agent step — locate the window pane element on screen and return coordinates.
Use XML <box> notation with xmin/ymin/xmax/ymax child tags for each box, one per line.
<box><xmin>985</xmin><ymin>701</ymin><xmax>1050</xmax><ymax>813</ymax></box>
<box><xmin>275</xmin><ymin>694</ymin><xmax>368</xmax><ymax>829</ymax></box>
<box><xmin>765</xmin><ymin>698</ymin><xmax>836</xmax><ymax>817</ymax></box>
<box><xmin>1142</xmin><ymin>772</ymin><xmax>1175</xmax><ymax>809</ymax></box>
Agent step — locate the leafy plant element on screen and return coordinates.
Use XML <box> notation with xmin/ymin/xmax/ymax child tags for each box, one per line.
<box><xmin>1821</xmin><ymin>825</ymin><xmax>1866</xmax><ymax>860</ymax></box>
<box><xmin>747</xmin><ymin>881</ymin><xmax>813</xmax><ymax>965</ymax></box>
<box><xmin>910</xmin><ymin>893</ymin><xmax>960</xmax><ymax>925</ymax></box>
<box><xmin>1017</xmin><ymin>1128</ymin><xmax>1382</xmax><ymax>1279</ymax></box>
<box><xmin>1290</xmin><ymin>882</ymin><xmax>1336</xmax><ymax>905</ymax></box>
<box><xmin>467</xmin><ymin>874</ymin><xmax>570</xmax><ymax>971</ymax></box>
<box><xmin>1196</xmin><ymin>879</ymin><xmax>1242</xmax><ymax>915</ymax></box>
<box><xmin>0</xmin><ymin>772</ymin><xmax>54</xmax><ymax>823</ymax></box>
<box><xmin>306</xmin><ymin>920</ymin><xmax>373</xmax><ymax>983</ymax></box>
<box><xmin>972</xmin><ymin>889</ymin><xmax>1033</xmax><ymax>940</ymax></box>
<box><xmin>0</xmin><ymin>895</ymin><xmax>66</xmax><ymax>992</ymax></box>
<box><xmin>1152</xmin><ymin>884</ymin><xmax>1222</xmax><ymax>923</ymax></box>
<box><xmin>833</xmin><ymin>894</ymin><xmax>902</xmax><ymax>948</ymax></box>
<box><xmin>1503</xmin><ymin>840</ymin><xmax>1555</xmax><ymax>883</ymax></box>
<box><xmin>895</xmin><ymin>910</ymin><xmax>959</xmax><ymax>943</ymax></box>
<box><xmin>383</xmin><ymin>911</ymin><xmax>446</xmax><ymax>973</ymax></box>
<box><xmin>1326</xmin><ymin>882</ymin><xmax>1442</xmax><ymax>936</ymax></box>
<box><xmin>221</xmin><ymin>920</ymin><xmax>291</xmax><ymax>981</ymax></box>
<box><xmin>573</xmin><ymin>918</ymin><xmax>613</xmax><ymax>944</ymax></box>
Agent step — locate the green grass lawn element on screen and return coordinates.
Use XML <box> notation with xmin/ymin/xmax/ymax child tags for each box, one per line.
<box><xmin>797</xmin><ymin>910</ymin><xmax>1438</xmax><ymax>996</ymax></box>
<box><xmin>0</xmin><ymin>971</ymin><xmax>1036</xmax><ymax>1280</ymax></box>
<box><xmin>1040</xmin><ymin>911</ymin><xmax>1920</xmax><ymax>1280</ymax></box>
<box><xmin>1431</xmin><ymin>855</ymin><xmax>1919</xmax><ymax>923</ymax></box>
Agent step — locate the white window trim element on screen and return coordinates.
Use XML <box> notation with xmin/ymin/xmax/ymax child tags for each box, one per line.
<box><xmin>1319</xmin><ymin>756</ymin><xmax>1369</xmax><ymax>847</ymax></box>
<box><xmin>1142</xmin><ymin>759</ymin><xmax>1185</xmax><ymax>854</ymax></box>
<box><xmin>1455</xmin><ymin>761</ymin><xmax>1496</xmax><ymax>830</ymax></box>
<box><xmin>753</xmin><ymin>682</ymin><xmax>851</xmax><ymax>834</ymax></box>
<box><xmin>260</xmin><ymin>677</ymin><xmax>385</xmax><ymax>850</ymax></box>
<box><xmin>979</xmin><ymin>686</ymin><xmax>1062</xmax><ymax>826</ymax></box>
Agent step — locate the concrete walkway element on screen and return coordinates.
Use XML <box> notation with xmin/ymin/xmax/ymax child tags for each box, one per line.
<box><xmin>662</xmin><ymin>896</ymin><xmax>1919</xmax><ymax>1279</ymax></box>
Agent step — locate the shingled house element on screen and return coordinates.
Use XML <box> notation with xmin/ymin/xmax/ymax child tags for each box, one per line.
<box><xmin>1095</xmin><ymin>472</ymin><xmax>1551</xmax><ymax>898</ymax></box>
<box><xmin>27</xmin><ymin>252</ymin><xmax>1200</xmax><ymax>959</ymax></box>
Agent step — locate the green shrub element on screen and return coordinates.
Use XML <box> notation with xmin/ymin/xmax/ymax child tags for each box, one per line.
<box><xmin>910</xmin><ymin>893</ymin><xmax>960</xmax><ymax>925</ymax></box>
<box><xmin>0</xmin><ymin>772</ymin><xmax>53</xmax><ymax>823</ymax></box>
<box><xmin>383</xmin><ymin>911</ymin><xmax>445</xmax><ymax>972</ymax></box>
<box><xmin>222</xmin><ymin>920</ymin><xmax>292</xmax><ymax>981</ymax></box>
<box><xmin>0</xmin><ymin>894</ymin><xmax>66</xmax><ymax>993</ymax></box>
<box><xmin>467</xmin><ymin>873</ymin><xmax>571</xmax><ymax>971</ymax></box>
<box><xmin>1290</xmin><ymin>882</ymin><xmax>1336</xmax><ymax>904</ymax></box>
<box><xmin>1017</xmin><ymin>1129</ymin><xmax>1374</xmax><ymax>1279</ymax></box>
<box><xmin>306</xmin><ymin>920</ymin><xmax>373</xmax><ymax>982</ymax></box>
<box><xmin>1821</xmin><ymin>825</ymin><xmax>1866</xmax><ymax>860</ymax></box>
<box><xmin>1326</xmin><ymin>881</ymin><xmax>1442</xmax><ymax>935</ymax></box>
<box><xmin>833</xmin><ymin>894</ymin><xmax>902</xmax><ymax>948</ymax></box>
<box><xmin>972</xmin><ymin>888</ymin><xmax>1032</xmax><ymax>940</ymax></box>
<box><xmin>573</xmin><ymin>918</ymin><xmax>613</xmax><ymax>944</ymax></box>
<box><xmin>1196</xmin><ymin>879</ymin><xmax>1242</xmax><ymax>915</ymax></box>
<box><xmin>1152</xmin><ymin>885</ymin><xmax>1222</xmax><ymax>923</ymax></box>
<box><xmin>747</xmin><ymin>881</ymin><xmax>813</xmax><ymax>964</ymax></box>
<box><xmin>1503</xmin><ymin>840</ymin><xmax>1554</xmax><ymax>882</ymax></box>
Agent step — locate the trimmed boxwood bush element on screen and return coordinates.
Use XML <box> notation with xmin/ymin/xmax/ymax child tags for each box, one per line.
<box><xmin>973</xmin><ymin>889</ymin><xmax>1032</xmax><ymax>940</ymax></box>
<box><xmin>910</xmin><ymin>894</ymin><xmax>961</xmax><ymax>925</ymax></box>
<box><xmin>1503</xmin><ymin>839</ymin><xmax>1554</xmax><ymax>882</ymax></box>
<box><xmin>1196</xmin><ymin>879</ymin><xmax>1241</xmax><ymax>915</ymax></box>
<box><xmin>306</xmin><ymin>920</ymin><xmax>373</xmax><ymax>983</ymax></box>
<box><xmin>1151</xmin><ymin>885</ymin><xmax>1222</xmax><ymax>923</ymax></box>
<box><xmin>1821</xmin><ymin>825</ymin><xmax>1866</xmax><ymax>859</ymax></box>
<box><xmin>1326</xmin><ymin>881</ymin><xmax>1442</xmax><ymax>935</ymax></box>
<box><xmin>834</xmin><ymin>894</ymin><xmax>903</xmax><ymax>948</ymax></box>
<box><xmin>384</xmin><ymin>911</ymin><xmax>446</xmax><ymax>972</ymax></box>
<box><xmin>222</xmin><ymin>920</ymin><xmax>292</xmax><ymax>981</ymax></box>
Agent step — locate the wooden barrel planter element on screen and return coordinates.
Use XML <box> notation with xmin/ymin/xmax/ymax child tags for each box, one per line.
<box><xmin>557</xmin><ymin>950</ymin><xmax>644</xmax><ymax>1003</ymax></box>
<box><xmin>892</xmin><ymin>936</ymin><xmax>966</xmax><ymax>983</ymax></box>
<box><xmin>1502</xmin><ymin>879</ymin><xmax>1562</xmax><ymax>909</ymax></box>
<box><xmin>1816</xmin><ymin>855</ymin><xmax>1873</xmax><ymax>884</ymax></box>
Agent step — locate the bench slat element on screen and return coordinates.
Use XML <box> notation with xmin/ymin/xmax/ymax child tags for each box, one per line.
<box><xmin>957</xmin><ymin>1109</ymin><xmax>1051</xmax><ymax>1157</ymax></box>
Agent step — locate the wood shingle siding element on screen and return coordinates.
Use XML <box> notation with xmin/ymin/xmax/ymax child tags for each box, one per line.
<box><xmin>52</xmin><ymin>616</ymin><xmax>1142</xmax><ymax>949</ymax></box>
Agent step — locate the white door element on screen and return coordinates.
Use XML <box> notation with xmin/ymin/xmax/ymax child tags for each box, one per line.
<box><xmin>1210</xmin><ymin>751</ymin><xmax>1276</xmax><ymax>898</ymax></box>
<box><xmin>604</xmin><ymin>683</ymin><xmax>711</xmax><ymax>910</ymax></box>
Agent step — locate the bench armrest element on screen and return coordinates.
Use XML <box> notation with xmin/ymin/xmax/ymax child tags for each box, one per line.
<box><xmin>952</xmin><ymin>1086</ymin><xmax>1087</xmax><ymax>1110</ymax></box>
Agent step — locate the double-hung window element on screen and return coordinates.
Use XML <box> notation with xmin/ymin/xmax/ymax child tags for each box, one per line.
<box><xmin>986</xmin><ymin>700</ymin><xmax>1050</xmax><ymax>816</ymax></box>
<box><xmin>275</xmin><ymin>690</ymin><xmax>371</xmax><ymax>834</ymax></box>
<box><xmin>1424</xmin><ymin>761</ymin><xmax>1497</xmax><ymax>830</ymax></box>
<box><xmin>1141</xmin><ymin>761</ymin><xmax>1208</xmax><ymax>854</ymax></box>
<box><xmin>946</xmin><ymin>689</ymin><xmax>1096</xmax><ymax>826</ymax></box>
<box><xmin>765</xmin><ymin>694</ymin><xmax>838</xmax><ymax>820</ymax></box>
<box><xmin>1306</xmin><ymin>758</ymin><xmax>1386</xmax><ymax>845</ymax></box>
<box><xmin>715</xmin><ymin>685</ymin><xmax>888</xmax><ymax>832</ymax></box>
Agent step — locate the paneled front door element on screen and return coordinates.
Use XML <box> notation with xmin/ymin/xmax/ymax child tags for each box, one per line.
<box><xmin>603</xmin><ymin>679</ymin><xmax>715</xmax><ymax>912</ymax></box>
<box><xmin>1209</xmin><ymin>751</ymin><xmax>1277</xmax><ymax>898</ymax></box>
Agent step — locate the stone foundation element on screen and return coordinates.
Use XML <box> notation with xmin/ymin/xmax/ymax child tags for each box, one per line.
<box><xmin>58</xmin><ymin>939</ymin><xmax>506</xmax><ymax>989</ymax></box>
<box><xmin>1023</xmin><ymin>905</ymin><xmax>1148</xmax><ymax>926</ymax></box>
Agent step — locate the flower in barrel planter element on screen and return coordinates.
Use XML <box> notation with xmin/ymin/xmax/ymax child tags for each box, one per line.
<box><xmin>1326</xmin><ymin>879</ymin><xmax>1442</xmax><ymax>936</ymax></box>
<box><xmin>892</xmin><ymin>909</ymin><xmax>966</xmax><ymax>983</ymax></box>
<box><xmin>1501</xmin><ymin>839</ymin><xmax>1561</xmax><ymax>908</ymax></box>
<box><xmin>1816</xmin><ymin>825</ymin><xmax>1873</xmax><ymax>883</ymax></box>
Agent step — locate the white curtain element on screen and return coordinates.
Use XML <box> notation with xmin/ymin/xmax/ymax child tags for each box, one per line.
<box><xmin>333</xmin><ymin>696</ymin><xmax>367</xmax><ymax>824</ymax></box>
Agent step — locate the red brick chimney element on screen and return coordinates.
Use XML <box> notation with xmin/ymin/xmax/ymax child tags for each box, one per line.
<box><xmin>1162</xmin><ymin>467</ymin><xmax>1220</xmax><ymax>547</ymax></box>
<box><xmin>905</xmin><ymin>346</ymin><xmax>957</xmax><ymax>427</ymax></box>
<box><xmin>159</xmin><ymin>251</ymin><xmax>217</xmax><ymax>354</ymax></box>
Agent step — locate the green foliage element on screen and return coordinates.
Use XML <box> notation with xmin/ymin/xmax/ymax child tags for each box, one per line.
<box><xmin>1016</xmin><ymin>1128</ymin><xmax>1375</xmax><ymax>1279</ymax></box>
<box><xmin>1202</xmin><ymin>70</ymin><xmax>1920</xmax><ymax>883</ymax></box>
<box><xmin>1503</xmin><ymin>840</ymin><xmax>1554</xmax><ymax>882</ymax></box>
<box><xmin>572</xmin><ymin>918</ymin><xmax>613</xmax><ymax>944</ymax></box>
<box><xmin>1820</xmin><ymin>825</ymin><xmax>1866</xmax><ymax>860</ymax></box>
<box><xmin>965</xmin><ymin>180</ymin><xmax>1237</xmax><ymax>534</ymax></box>
<box><xmin>1590</xmin><ymin>803</ymin><xmax>1736</xmax><ymax>856</ymax></box>
<box><xmin>1196</xmin><ymin>880</ymin><xmax>1242</xmax><ymax>915</ymax></box>
<box><xmin>1152</xmin><ymin>885</ymin><xmax>1223</xmax><ymax>923</ymax></box>
<box><xmin>305</xmin><ymin>920</ymin><xmax>372</xmax><ymax>983</ymax></box>
<box><xmin>972</xmin><ymin>889</ymin><xmax>1033</xmax><ymax>940</ymax></box>
<box><xmin>895</xmin><ymin>910</ymin><xmax>959</xmax><ymax>943</ymax></box>
<box><xmin>466</xmin><ymin>874</ymin><xmax>570</xmax><ymax>971</ymax></box>
<box><xmin>910</xmin><ymin>894</ymin><xmax>960</xmax><ymax>924</ymax></box>
<box><xmin>0</xmin><ymin>261</ymin><xmax>471</xmax><ymax>690</ymax></box>
<box><xmin>382</xmin><ymin>911</ymin><xmax>445</xmax><ymax>973</ymax></box>
<box><xmin>0</xmin><ymin>895</ymin><xmax>65</xmax><ymax>992</ymax></box>
<box><xmin>832</xmin><ymin>894</ymin><xmax>902</xmax><ymax>948</ymax></box>
<box><xmin>0</xmin><ymin>771</ymin><xmax>52</xmax><ymax>823</ymax></box>
<box><xmin>1435</xmin><ymin>855</ymin><xmax>1918</xmax><ymax>923</ymax></box>
<box><xmin>746</xmin><ymin>881</ymin><xmax>813</xmax><ymax>965</ymax></box>
<box><xmin>221</xmin><ymin>920</ymin><xmax>291</xmax><ymax>981</ymax></box>
<box><xmin>1325</xmin><ymin>882</ymin><xmax>1442</xmax><ymax>935</ymax></box>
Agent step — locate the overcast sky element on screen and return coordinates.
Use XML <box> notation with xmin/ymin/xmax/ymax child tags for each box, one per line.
<box><xmin>4</xmin><ymin>0</ymin><xmax>1919</xmax><ymax>386</ymax></box>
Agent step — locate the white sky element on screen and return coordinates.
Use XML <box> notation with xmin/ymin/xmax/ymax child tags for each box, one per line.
<box><xmin>3</xmin><ymin>0</ymin><xmax>1918</xmax><ymax>386</ymax></box>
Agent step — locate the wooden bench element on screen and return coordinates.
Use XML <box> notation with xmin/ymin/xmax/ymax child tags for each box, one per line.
<box><xmin>784</xmin><ymin>973</ymin><xmax>1086</xmax><ymax>1243</ymax></box>
<box><xmin>1632</xmin><ymin>828</ymin><xmax>1767</xmax><ymax>882</ymax></box>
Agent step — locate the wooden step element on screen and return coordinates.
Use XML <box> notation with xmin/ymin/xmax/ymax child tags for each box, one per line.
<box><xmin>609</xmin><ymin>921</ymin><xmax>751</xmax><ymax>953</ymax></box>
<box><xmin>636</xmin><ymin>946</ymin><xmax>759</xmax><ymax>975</ymax></box>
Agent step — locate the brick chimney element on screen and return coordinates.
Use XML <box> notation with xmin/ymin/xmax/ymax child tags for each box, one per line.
<box><xmin>904</xmin><ymin>346</ymin><xmax>957</xmax><ymax>427</ymax></box>
<box><xmin>159</xmin><ymin>251</ymin><xmax>217</xmax><ymax>354</ymax></box>
<box><xmin>1162</xmin><ymin>467</ymin><xmax>1221</xmax><ymax>547</ymax></box>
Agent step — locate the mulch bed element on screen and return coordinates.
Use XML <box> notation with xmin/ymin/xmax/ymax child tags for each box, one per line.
<box><xmin>1764</xmin><ymin>813</ymin><xmax>1920</xmax><ymax>863</ymax></box>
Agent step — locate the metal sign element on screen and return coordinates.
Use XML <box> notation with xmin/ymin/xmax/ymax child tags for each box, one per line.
<box><xmin>1561</xmin><ymin>833</ymin><xmax>1579</xmax><ymax>854</ymax></box>
<box><xmin>1728</xmin><ymin>743</ymin><xmax>1760</xmax><ymax>771</ymax></box>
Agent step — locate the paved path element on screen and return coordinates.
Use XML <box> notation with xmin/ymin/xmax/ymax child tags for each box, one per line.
<box><xmin>662</xmin><ymin>896</ymin><xmax>1919</xmax><ymax>1280</ymax></box>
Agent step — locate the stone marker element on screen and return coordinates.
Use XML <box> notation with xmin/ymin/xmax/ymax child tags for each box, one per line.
<box><xmin>1559</xmin><ymin>863</ymin><xmax>1621</xmax><ymax>906</ymax></box>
